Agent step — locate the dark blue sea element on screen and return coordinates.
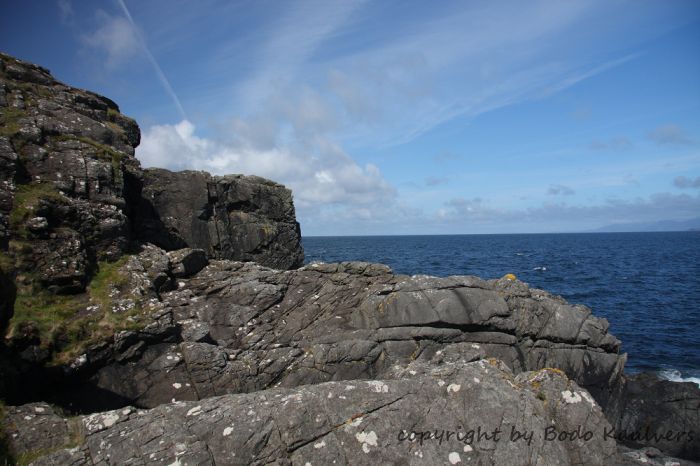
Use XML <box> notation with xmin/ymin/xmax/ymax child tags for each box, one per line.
<box><xmin>303</xmin><ymin>232</ymin><xmax>700</xmax><ymax>384</ymax></box>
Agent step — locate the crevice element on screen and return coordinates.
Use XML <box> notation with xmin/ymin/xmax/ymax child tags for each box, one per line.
<box><xmin>286</xmin><ymin>394</ymin><xmax>409</xmax><ymax>454</ymax></box>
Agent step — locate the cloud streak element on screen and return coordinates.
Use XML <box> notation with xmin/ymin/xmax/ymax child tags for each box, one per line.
<box><xmin>438</xmin><ymin>192</ymin><xmax>700</xmax><ymax>233</ymax></box>
<box><xmin>115</xmin><ymin>0</ymin><xmax>187</xmax><ymax>121</ymax></box>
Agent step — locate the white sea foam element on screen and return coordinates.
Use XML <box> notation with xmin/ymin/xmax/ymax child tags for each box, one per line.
<box><xmin>659</xmin><ymin>369</ymin><xmax>700</xmax><ymax>387</ymax></box>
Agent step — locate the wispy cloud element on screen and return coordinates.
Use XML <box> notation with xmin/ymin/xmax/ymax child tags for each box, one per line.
<box><xmin>235</xmin><ymin>0</ymin><xmax>368</xmax><ymax>114</ymax></box>
<box><xmin>438</xmin><ymin>192</ymin><xmax>700</xmax><ymax>232</ymax></box>
<box><xmin>82</xmin><ymin>10</ymin><xmax>140</xmax><ymax>68</ymax></box>
<box><xmin>673</xmin><ymin>175</ymin><xmax>700</xmax><ymax>189</ymax></box>
<box><xmin>547</xmin><ymin>184</ymin><xmax>575</xmax><ymax>196</ymax></box>
<box><xmin>589</xmin><ymin>137</ymin><xmax>633</xmax><ymax>151</ymax></box>
<box><xmin>425</xmin><ymin>176</ymin><xmax>449</xmax><ymax>187</ymax></box>
<box><xmin>648</xmin><ymin>124</ymin><xmax>692</xmax><ymax>145</ymax></box>
<box><xmin>57</xmin><ymin>0</ymin><xmax>74</xmax><ymax>24</ymax></box>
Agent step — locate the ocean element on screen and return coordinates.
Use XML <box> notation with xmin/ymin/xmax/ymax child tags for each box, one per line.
<box><xmin>303</xmin><ymin>231</ymin><xmax>700</xmax><ymax>384</ymax></box>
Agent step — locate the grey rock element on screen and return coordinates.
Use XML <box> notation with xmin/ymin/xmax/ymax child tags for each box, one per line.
<box><xmin>1</xmin><ymin>51</ymin><xmax>141</xmax><ymax>295</ymax></box>
<box><xmin>2</xmin><ymin>402</ymin><xmax>76</xmax><ymax>457</ymax></box>
<box><xmin>136</xmin><ymin>168</ymin><xmax>304</xmax><ymax>270</ymax></box>
<box><xmin>15</xmin><ymin>361</ymin><xmax>619</xmax><ymax>465</ymax></box>
<box><xmin>606</xmin><ymin>372</ymin><xmax>700</xmax><ymax>460</ymax></box>
<box><xmin>167</xmin><ymin>247</ymin><xmax>208</xmax><ymax>278</ymax></box>
<box><xmin>615</xmin><ymin>445</ymin><xmax>699</xmax><ymax>465</ymax></box>
<box><xmin>81</xmin><ymin>259</ymin><xmax>625</xmax><ymax>415</ymax></box>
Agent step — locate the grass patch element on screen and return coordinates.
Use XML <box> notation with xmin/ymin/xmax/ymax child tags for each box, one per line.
<box><xmin>7</xmin><ymin>255</ymin><xmax>146</xmax><ymax>365</ymax></box>
<box><xmin>8</xmin><ymin>183</ymin><xmax>67</xmax><ymax>238</ymax></box>
<box><xmin>0</xmin><ymin>253</ymin><xmax>13</xmax><ymax>275</ymax></box>
<box><xmin>0</xmin><ymin>107</ymin><xmax>26</xmax><ymax>138</ymax></box>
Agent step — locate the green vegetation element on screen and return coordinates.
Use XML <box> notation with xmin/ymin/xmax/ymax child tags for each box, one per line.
<box><xmin>7</xmin><ymin>255</ymin><xmax>145</xmax><ymax>365</ymax></box>
<box><xmin>0</xmin><ymin>252</ymin><xmax>13</xmax><ymax>275</ymax></box>
<box><xmin>0</xmin><ymin>408</ymin><xmax>83</xmax><ymax>466</ymax></box>
<box><xmin>8</xmin><ymin>183</ymin><xmax>67</xmax><ymax>237</ymax></box>
<box><xmin>0</xmin><ymin>107</ymin><xmax>25</xmax><ymax>138</ymax></box>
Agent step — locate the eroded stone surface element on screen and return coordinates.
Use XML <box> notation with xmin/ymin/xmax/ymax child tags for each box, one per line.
<box><xmin>10</xmin><ymin>362</ymin><xmax>620</xmax><ymax>466</ymax></box>
<box><xmin>58</xmin><ymin>254</ymin><xmax>625</xmax><ymax>414</ymax></box>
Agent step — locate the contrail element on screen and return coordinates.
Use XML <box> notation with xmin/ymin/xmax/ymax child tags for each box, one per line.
<box><xmin>116</xmin><ymin>0</ymin><xmax>188</xmax><ymax>122</ymax></box>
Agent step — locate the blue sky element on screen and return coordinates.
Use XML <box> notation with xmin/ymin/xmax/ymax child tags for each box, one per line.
<box><xmin>2</xmin><ymin>0</ymin><xmax>700</xmax><ymax>235</ymax></box>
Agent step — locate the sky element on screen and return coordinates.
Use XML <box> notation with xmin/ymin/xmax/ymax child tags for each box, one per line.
<box><xmin>2</xmin><ymin>0</ymin><xmax>700</xmax><ymax>236</ymax></box>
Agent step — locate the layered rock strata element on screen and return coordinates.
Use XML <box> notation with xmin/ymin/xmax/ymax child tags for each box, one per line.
<box><xmin>60</xmin><ymin>255</ymin><xmax>626</xmax><ymax>412</ymax></box>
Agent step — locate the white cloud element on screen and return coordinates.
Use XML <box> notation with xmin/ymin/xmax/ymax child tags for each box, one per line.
<box><xmin>82</xmin><ymin>10</ymin><xmax>141</xmax><ymax>68</ymax></box>
<box><xmin>137</xmin><ymin>119</ymin><xmax>396</xmax><ymax>215</ymax></box>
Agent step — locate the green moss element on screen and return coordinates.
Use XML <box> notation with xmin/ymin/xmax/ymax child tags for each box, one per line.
<box><xmin>8</xmin><ymin>183</ymin><xmax>67</xmax><ymax>238</ymax></box>
<box><xmin>7</xmin><ymin>255</ymin><xmax>145</xmax><ymax>365</ymax></box>
<box><xmin>0</xmin><ymin>107</ymin><xmax>26</xmax><ymax>138</ymax></box>
<box><xmin>0</xmin><ymin>252</ymin><xmax>13</xmax><ymax>275</ymax></box>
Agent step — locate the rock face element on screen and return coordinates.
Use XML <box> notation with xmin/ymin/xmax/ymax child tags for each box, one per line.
<box><xmin>136</xmin><ymin>168</ymin><xmax>304</xmax><ymax>270</ymax></box>
<box><xmin>60</xmin><ymin>257</ymin><xmax>625</xmax><ymax>413</ymax></box>
<box><xmin>606</xmin><ymin>372</ymin><xmax>700</xmax><ymax>459</ymax></box>
<box><xmin>7</xmin><ymin>362</ymin><xmax>621</xmax><ymax>466</ymax></box>
<box><xmin>0</xmin><ymin>52</ymin><xmax>302</xmax><ymax>297</ymax></box>
<box><xmin>0</xmin><ymin>51</ymin><xmax>141</xmax><ymax>294</ymax></box>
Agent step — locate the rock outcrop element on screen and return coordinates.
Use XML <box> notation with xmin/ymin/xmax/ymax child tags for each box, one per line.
<box><xmin>6</xmin><ymin>362</ymin><xmax>621</xmax><ymax>466</ymax></box>
<box><xmin>136</xmin><ymin>168</ymin><xmax>303</xmax><ymax>270</ymax></box>
<box><xmin>0</xmin><ymin>51</ymin><xmax>303</xmax><ymax>364</ymax></box>
<box><xmin>53</xmin><ymin>256</ymin><xmax>624</xmax><ymax>412</ymax></box>
<box><xmin>605</xmin><ymin>372</ymin><xmax>700</xmax><ymax>459</ymax></box>
<box><xmin>0</xmin><ymin>51</ymin><xmax>141</xmax><ymax>295</ymax></box>
<box><xmin>1</xmin><ymin>51</ymin><xmax>698</xmax><ymax>465</ymax></box>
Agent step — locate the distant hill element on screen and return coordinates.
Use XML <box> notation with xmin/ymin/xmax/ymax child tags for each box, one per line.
<box><xmin>592</xmin><ymin>217</ymin><xmax>700</xmax><ymax>233</ymax></box>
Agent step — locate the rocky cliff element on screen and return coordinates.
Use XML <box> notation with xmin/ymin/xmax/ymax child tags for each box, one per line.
<box><xmin>1</xmin><ymin>52</ymin><xmax>698</xmax><ymax>465</ymax></box>
<box><xmin>0</xmin><ymin>50</ymin><xmax>303</xmax><ymax>355</ymax></box>
<box><xmin>136</xmin><ymin>168</ymin><xmax>303</xmax><ymax>270</ymax></box>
